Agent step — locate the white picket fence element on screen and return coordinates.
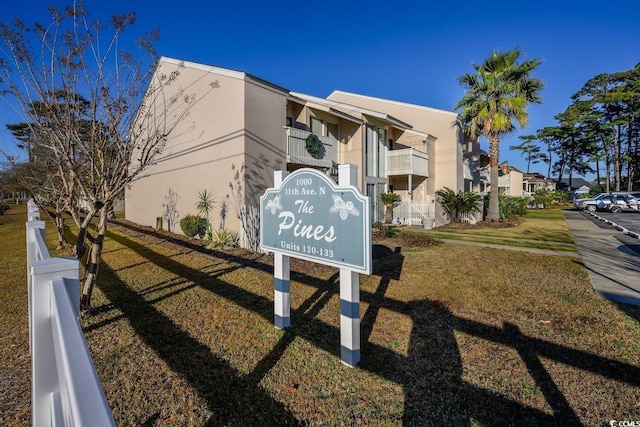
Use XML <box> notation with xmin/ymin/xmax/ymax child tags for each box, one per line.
<box><xmin>26</xmin><ymin>200</ymin><xmax>115</xmax><ymax>427</ymax></box>
<box><xmin>392</xmin><ymin>200</ymin><xmax>431</xmax><ymax>226</ymax></box>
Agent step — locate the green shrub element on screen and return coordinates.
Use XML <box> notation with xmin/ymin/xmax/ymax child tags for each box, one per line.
<box><xmin>553</xmin><ymin>189</ymin><xmax>572</xmax><ymax>204</ymax></box>
<box><xmin>498</xmin><ymin>194</ymin><xmax>528</xmax><ymax>219</ymax></box>
<box><xmin>372</xmin><ymin>221</ymin><xmax>402</xmax><ymax>238</ymax></box>
<box><xmin>206</xmin><ymin>228</ymin><xmax>239</xmax><ymax>249</ymax></box>
<box><xmin>532</xmin><ymin>188</ymin><xmax>555</xmax><ymax>208</ymax></box>
<box><xmin>0</xmin><ymin>203</ymin><xmax>8</xmax><ymax>215</ymax></box>
<box><xmin>179</xmin><ymin>214</ymin><xmax>208</xmax><ymax>238</ymax></box>
<box><xmin>435</xmin><ymin>187</ymin><xmax>482</xmax><ymax>222</ymax></box>
<box><xmin>587</xmin><ymin>184</ymin><xmax>606</xmax><ymax>197</ymax></box>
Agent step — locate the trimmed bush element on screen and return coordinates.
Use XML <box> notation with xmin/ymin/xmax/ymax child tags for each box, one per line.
<box><xmin>179</xmin><ymin>214</ymin><xmax>208</xmax><ymax>238</ymax></box>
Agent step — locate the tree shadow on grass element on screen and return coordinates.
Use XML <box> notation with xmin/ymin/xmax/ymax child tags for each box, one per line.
<box><xmin>96</xmin><ymin>257</ymin><xmax>302</xmax><ymax>426</ymax></box>
<box><xmin>97</xmin><ymin>226</ymin><xmax>640</xmax><ymax>425</ymax></box>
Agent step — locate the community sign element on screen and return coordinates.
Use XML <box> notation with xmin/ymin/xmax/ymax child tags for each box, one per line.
<box><xmin>260</xmin><ymin>168</ymin><xmax>371</xmax><ymax>274</ymax></box>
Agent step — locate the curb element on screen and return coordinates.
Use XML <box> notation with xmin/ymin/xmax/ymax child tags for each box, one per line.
<box><xmin>584</xmin><ymin>211</ymin><xmax>640</xmax><ymax>239</ymax></box>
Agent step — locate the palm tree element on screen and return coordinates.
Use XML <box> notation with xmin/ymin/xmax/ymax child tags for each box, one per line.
<box><xmin>379</xmin><ymin>192</ymin><xmax>402</xmax><ymax>224</ymax></box>
<box><xmin>435</xmin><ymin>187</ymin><xmax>482</xmax><ymax>222</ymax></box>
<box><xmin>455</xmin><ymin>48</ymin><xmax>544</xmax><ymax>221</ymax></box>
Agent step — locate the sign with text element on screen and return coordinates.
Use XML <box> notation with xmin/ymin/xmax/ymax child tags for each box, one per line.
<box><xmin>260</xmin><ymin>168</ymin><xmax>371</xmax><ymax>274</ymax></box>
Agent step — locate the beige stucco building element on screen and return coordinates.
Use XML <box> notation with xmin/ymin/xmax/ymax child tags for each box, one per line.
<box><xmin>126</xmin><ymin>57</ymin><xmax>480</xmax><ymax>243</ymax></box>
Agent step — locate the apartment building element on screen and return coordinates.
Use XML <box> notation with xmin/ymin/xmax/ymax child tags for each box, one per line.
<box><xmin>125</xmin><ymin>57</ymin><xmax>478</xmax><ymax>243</ymax></box>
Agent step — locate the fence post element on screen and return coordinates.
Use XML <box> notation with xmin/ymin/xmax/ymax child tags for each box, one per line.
<box><xmin>273</xmin><ymin>170</ymin><xmax>290</xmax><ymax>329</ymax></box>
<box><xmin>27</xmin><ymin>198</ymin><xmax>40</xmax><ymax>221</ymax></box>
<box><xmin>338</xmin><ymin>164</ymin><xmax>361</xmax><ymax>366</ymax></box>
<box><xmin>26</xmin><ymin>219</ymin><xmax>46</xmax><ymax>354</ymax></box>
<box><xmin>31</xmin><ymin>257</ymin><xmax>79</xmax><ymax>427</ymax></box>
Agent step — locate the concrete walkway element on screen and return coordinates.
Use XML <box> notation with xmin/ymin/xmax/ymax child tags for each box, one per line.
<box><xmin>563</xmin><ymin>209</ymin><xmax>640</xmax><ymax>306</ymax></box>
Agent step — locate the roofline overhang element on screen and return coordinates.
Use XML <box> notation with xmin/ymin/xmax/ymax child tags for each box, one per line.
<box><xmin>403</xmin><ymin>128</ymin><xmax>437</xmax><ymax>143</ymax></box>
<box><xmin>288</xmin><ymin>92</ymin><xmax>362</xmax><ymax>124</ymax></box>
<box><xmin>291</xmin><ymin>91</ymin><xmax>416</xmax><ymax>130</ymax></box>
<box><xmin>159</xmin><ymin>56</ymin><xmax>291</xmax><ymax>96</ymax></box>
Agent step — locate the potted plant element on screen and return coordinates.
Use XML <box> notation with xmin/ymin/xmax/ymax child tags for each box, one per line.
<box><xmin>379</xmin><ymin>192</ymin><xmax>402</xmax><ymax>224</ymax></box>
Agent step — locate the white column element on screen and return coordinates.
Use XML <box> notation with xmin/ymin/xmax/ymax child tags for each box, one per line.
<box><xmin>339</xmin><ymin>268</ymin><xmax>360</xmax><ymax>366</ymax></box>
<box><xmin>274</xmin><ymin>253</ymin><xmax>290</xmax><ymax>329</ymax></box>
<box><xmin>273</xmin><ymin>170</ymin><xmax>290</xmax><ymax>329</ymax></box>
<box><xmin>338</xmin><ymin>164</ymin><xmax>361</xmax><ymax>366</ymax></box>
<box><xmin>409</xmin><ymin>174</ymin><xmax>413</xmax><ymax>201</ymax></box>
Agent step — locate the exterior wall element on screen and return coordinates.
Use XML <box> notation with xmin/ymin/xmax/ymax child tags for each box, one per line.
<box><xmin>340</xmin><ymin>123</ymin><xmax>365</xmax><ymax>189</ymax></box>
<box><xmin>505</xmin><ymin>170</ymin><xmax>524</xmax><ymax>197</ymax></box>
<box><xmin>327</xmin><ymin>91</ymin><xmax>463</xmax><ymax>225</ymax></box>
<box><xmin>126</xmin><ymin>61</ymin><xmax>247</xmax><ymax>233</ymax></box>
<box><xmin>243</xmin><ymin>81</ymin><xmax>288</xmax><ymax>207</ymax></box>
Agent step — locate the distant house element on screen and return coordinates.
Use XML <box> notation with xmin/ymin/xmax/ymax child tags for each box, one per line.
<box><xmin>522</xmin><ymin>173</ymin><xmax>556</xmax><ymax>197</ymax></box>
<box><xmin>477</xmin><ymin>159</ymin><xmax>524</xmax><ymax>197</ymax></box>
<box><xmin>573</xmin><ymin>185</ymin><xmax>590</xmax><ymax>195</ymax></box>
<box><xmin>125</xmin><ymin>57</ymin><xmax>482</xmax><ymax>245</ymax></box>
<box><xmin>557</xmin><ymin>178</ymin><xmax>593</xmax><ymax>191</ymax></box>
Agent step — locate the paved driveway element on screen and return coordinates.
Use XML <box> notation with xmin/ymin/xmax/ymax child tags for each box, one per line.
<box><xmin>579</xmin><ymin>209</ymin><xmax>640</xmax><ymax>255</ymax></box>
<box><xmin>564</xmin><ymin>209</ymin><xmax>640</xmax><ymax>306</ymax></box>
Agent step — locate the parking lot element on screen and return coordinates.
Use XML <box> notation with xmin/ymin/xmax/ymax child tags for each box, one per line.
<box><xmin>578</xmin><ymin>208</ymin><xmax>640</xmax><ymax>255</ymax></box>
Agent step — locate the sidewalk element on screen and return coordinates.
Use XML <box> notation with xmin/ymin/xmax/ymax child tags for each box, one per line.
<box><xmin>563</xmin><ymin>209</ymin><xmax>640</xmax><ymax>306</ymax></box>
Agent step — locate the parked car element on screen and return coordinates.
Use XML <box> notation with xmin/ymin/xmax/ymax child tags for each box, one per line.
<box><xmin>576</xmin><ymin>192</ymin><xmax>640</xmax><ymax>212</ymax></box>
<box><xmin>608</xmin><ymin>193</ymin><xmax>640</xmax><ymax>213</ymax></box>
<box><xmin>575</xmin><ymin>193</ymin><xmax>611</xmax><ymax>212</ymax></box>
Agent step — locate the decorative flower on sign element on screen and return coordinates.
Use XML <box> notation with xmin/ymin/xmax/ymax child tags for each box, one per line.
<box><xmin>329</xmin><ymin>194</ymin><xmax>359</xmax><ymax>220</ymax></box>
<box><xmin>266</xmin><ymin>195</ymin><xmax>282</xmax><ymax>214</ymax></box>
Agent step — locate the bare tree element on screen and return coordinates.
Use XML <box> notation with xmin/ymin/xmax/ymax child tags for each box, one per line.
<box><xmin>0</xmin><ymin>1</ymin><xmax>217</xmax><ymax>310</ymax></box>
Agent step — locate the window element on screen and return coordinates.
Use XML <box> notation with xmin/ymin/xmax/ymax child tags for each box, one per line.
<box><xmin>377</xmin><ymin>128</ymin><xmax>387</xmax><ymax>178</ymax></box>
<box><xmin>327</xmin><ymin>122</ymin><xmax>339</xmax><ymax>141</ymax></box>
<box><xmin>310</xmin><ymin>117</ymin><xmax>323</xmax><ymax>136</ymax></box>
<box><xmin>366</xmin><ymin>126</ymin><xmax>375</xmax><ymax>176</ymax></box>
<box><xmin>365</xmin><ymin>126</ymin><xmax>387</xmax><ymax>178</ymax></box>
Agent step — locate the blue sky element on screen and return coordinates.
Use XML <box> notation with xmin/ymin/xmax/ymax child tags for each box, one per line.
<box><xmin>1</xmin><ymin>0</ymin><xmax>639</xmax><ymax>180</ymax></box>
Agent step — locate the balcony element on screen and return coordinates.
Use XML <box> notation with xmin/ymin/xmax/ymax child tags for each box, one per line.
<box><xmin>386</xmin><ymin>148</ymin><xmax>428</xmax><ymax>177</ymax></box>
<box><xmin>285</xmin><ymin>127</ymin><xmax>337</xmax><ymax>169</ymax></box>
<box><xmin>463</xmin><ymin>158</ymin><xmax>473</xmax><ymax>180</ymax></box>
<box><xmin>498</xmin><ymin>175</ymin><xmax>511</xmax><ymax>188</ymax></box>
<box><xmin>479</xmin><ymin>167</ymin><xmax>490</xmax><ymax>183</ymax></box>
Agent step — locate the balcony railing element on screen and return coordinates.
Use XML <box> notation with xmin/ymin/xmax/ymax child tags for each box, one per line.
<box><xmin>386</xmin><ymin>148</ymin><xmax>428</xmax><ymax>177</ymax></box>
<box><xmin>499</xmin><ymin>175</ymin><xmax>511</xmax><ymax>188</ymax></box>
<box><xmin>285</xmin><ymin>127</ymin><xmax>336</xmax><ymax>169</ymax></box>
<box><xmin>463</xmin><ymin>159</ymin><xmax>473</xmax><ymax>180</ymax></box>
<box><xmin>479</xmin><ymin>167</ymin><xmax>490</xmax><ymax>183</ymax></box>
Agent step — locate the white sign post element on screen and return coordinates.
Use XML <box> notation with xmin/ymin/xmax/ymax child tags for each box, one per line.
<box><xmin>260</xmin><ymin>164</ymin><xmax>371</xmax><ymax>366</ymax></box>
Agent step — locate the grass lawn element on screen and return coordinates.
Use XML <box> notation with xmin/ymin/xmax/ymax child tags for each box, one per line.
<box><xmin>2</xmin><ymin>204</ymin><xmax>640</xmax><ymax>425</ymax></box>
<box><xmin>415</xmin><ymin>207</ymin><xmax>578</xmax><ymax>252</ymax></box>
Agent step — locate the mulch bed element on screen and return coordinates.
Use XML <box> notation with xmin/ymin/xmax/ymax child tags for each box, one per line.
<box><xmin>107</xmin><ymin>219</ymin><xmax>438</xmax><ymax>268</ymax></box>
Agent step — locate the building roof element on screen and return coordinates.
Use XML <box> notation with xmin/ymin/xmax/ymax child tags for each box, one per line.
<box><xmin>160</xmin><ymin>56</ymin><xmax>291</xmax><ymax>96</ymax></box>
<box><xmin>290</xmin><ymin>91</ymin><xmax>414</xmax><ymax>130</ymax></box>
<box><xmin>523</xmin><ymin>172</ymin><xmax>554</xmax><ymax>182</ymax></box>
<box><xmin>328</xmin><ymin>90</ymin><xmax>458</xmax><ymax>118</ymax></box>
<box><xmin>159</xmin><ymin>57</ymin><xmax>439</xmax><ymax>140</ymax></box>
<box><xmin>557</xmin><ymin>178</ymin><xmax>593</xmax><ymax>190</ymax></box>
